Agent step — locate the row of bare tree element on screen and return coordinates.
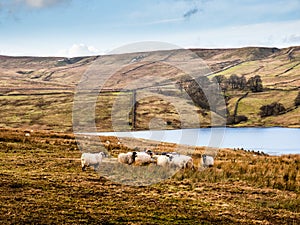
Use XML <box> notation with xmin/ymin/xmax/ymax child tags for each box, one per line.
<box><xmin>213</xmin><ymin>74</ymin><xmax>263</xmax><ymax>92</ymax></box>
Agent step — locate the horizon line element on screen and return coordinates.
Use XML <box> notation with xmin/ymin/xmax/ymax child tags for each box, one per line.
<box><xmin>1</xmin><ymin>45</ymin><xmax>299</xmax><ymax>58</ymax></box>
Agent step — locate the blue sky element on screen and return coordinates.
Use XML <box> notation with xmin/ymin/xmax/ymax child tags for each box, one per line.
<box><xmin>1</xmin><ymin>0</ymin><xmax>300</xmax><ymax>56</ymax></box>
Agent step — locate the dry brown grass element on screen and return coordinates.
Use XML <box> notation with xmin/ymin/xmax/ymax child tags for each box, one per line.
<box><xmin>1</xmin><ymin>128</ymin><xmax>298</xmax><ymax>224</ymax></box>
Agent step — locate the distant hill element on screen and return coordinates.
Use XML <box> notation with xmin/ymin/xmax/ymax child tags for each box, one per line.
<box><xmin>0</xmin><ymin>46</ymin><xmax>299</xmax><ymax>132</ymax></box>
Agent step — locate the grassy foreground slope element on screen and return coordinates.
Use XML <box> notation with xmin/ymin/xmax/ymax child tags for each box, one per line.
<box><xmin>0</xmin><ymin>46</ymin><xmax>300</xmax><ymax>131</ymax></box>
<box><xmin>0</xmin><ymin>128</ymin><xmax>299</xmax><ymax>224</ymax></box>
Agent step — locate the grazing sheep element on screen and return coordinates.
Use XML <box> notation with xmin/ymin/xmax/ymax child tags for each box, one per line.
<box><xmin>24</xmin><ymin>130</ymin><xmax>33</xmax><ymax>137</ymax></box>
<box><xmin>118</xmin><ymin>151</ymin><xmax>154</xmax><ymax>166</ymax></box>
<box><xmin>201</xmin><ymin>154</ymin><xmax>214</xmax><ymax>168</ymax></box>
<box><xmin>118</xmin><ymin>152</ymin><xmax>136</xmax><ymax>165</ymax></box>
<box><xmin>81</xmin><ymin>152</ymin><xmax>106</xmax><ymax>171</ymax></box>
<box><xmin>155</xmin><ymin>155</ymin><xmax>172</xmax><ymax>167</ymax></box>
<box><xmin>145</xmin><ymin>149</ymin><xmax>153</xmax><ymax>156</ymax></box>
<box><xmin>170</xmin><ymin>154</ymin><xmax>194</xmax><ymax>169</ymax></box>
<box><xmin>133</xmin><ymin>152</ymin><xmax>153</xmax><ymax>166</ymax></box>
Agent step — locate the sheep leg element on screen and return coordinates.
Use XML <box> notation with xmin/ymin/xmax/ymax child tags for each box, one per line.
<box><xmin>94</xmin><ymin>163</ymin><xmax>99</xmax><ymax>172</ymax></box>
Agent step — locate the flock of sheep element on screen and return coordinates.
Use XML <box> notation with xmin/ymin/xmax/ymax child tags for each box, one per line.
<box><xmin>81</xmin><ymin>150</ymin><xmax>214</xmax><ymax>172</ymax></box>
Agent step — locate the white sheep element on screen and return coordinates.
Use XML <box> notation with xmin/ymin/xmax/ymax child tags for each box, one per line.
<box><xmin>118</xmin><ymin>152</ymin><xmax>136</xmax><ymax>165</ymax></box>
<box><xmin>201</xmin><ymin>154</ymin><xmax>214</xmax><ymax>168</ymax></box>
<box><xmin>134</xmin><ymin>152</ymin><xmax>153</xmax><ymax>166</ymax></box>
<box><xmin>118</xmin><ymin>151</ymin><xmax>154</xmax><ymax>166</ymax></box>
<box><xmin>81</xmin><ymin>152</ymin><xmax>106</xmax><ymax>171</ymax></box>
<box><xmin>170</xmin><ymin>154</ymin><xmax>194</xmax><ymax>169</ymax></box>
<box><xmin>155</xmin><ymin>155</ymin><xmax>172</xmax><ymax>167</ymax></box>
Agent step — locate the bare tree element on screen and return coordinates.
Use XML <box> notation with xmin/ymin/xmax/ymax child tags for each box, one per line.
<box><xmin>259</xmin><ymin>102</ymin><xmax>286</xmax><ymax>117</ymax></box>
<box><xmin>247</xmin><ymin>75</ymin><xmax>263</xmax><ymax>92</ymax></box>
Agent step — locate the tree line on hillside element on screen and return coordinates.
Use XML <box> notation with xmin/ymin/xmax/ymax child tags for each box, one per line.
<box><xmin>176</xmin><ymin>76</ymin><xmax>221</xmax><ymax>112</ymax></box>
<box><xmin>259</xmin><ymin>91</ymin><xmax>300</xmax><ymax>118</ymax></box>
<box><xmin>213</xmin><ymin>74</ymin><xmax>263</xmax><ymax>92</ymax></box>
<box><xmin>175</xmin><ymin>74</ymin><xmax>263</xmax><ymax>124</ymax></box>
<box><xmin>175</xmin><ymin>74</ymin><xmax>300</xmax><ymax>123</ymax></box>
<box><xmin>259</xmin><ymin>102</ymin><xmax>286</xmax><ymax>117</ymax></box>
<box><xmin>175</xmin><ymin>76</ymin><xmax>240</xmax><ymax>124</ymax></box>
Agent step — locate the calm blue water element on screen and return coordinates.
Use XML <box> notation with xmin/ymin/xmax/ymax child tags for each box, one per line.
<box><xmin>81</xmin><ymin>127</ymin><xmax>300</xmax><ymax>155</ymax></box>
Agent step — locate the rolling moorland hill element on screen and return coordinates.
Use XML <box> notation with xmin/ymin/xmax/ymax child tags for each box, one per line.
<box><xmin>0</xmin><ymin>46</ymin><xmax>299</xmax><ymax>132</ymax></box>
<box><xmin>0</xmin><ymin>48</ymin><xmax>299</xmax><ymax>224</ymax></box>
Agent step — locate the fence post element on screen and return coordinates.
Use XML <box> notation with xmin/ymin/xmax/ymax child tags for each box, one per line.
<box><xmin>132</xmin><ymin>90</ymin><xmax>137</xmax><ymax>130</ymax></box>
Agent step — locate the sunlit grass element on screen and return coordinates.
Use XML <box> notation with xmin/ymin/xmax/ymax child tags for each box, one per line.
<box><xmin>0</xmin><ymin>128</ymin><xmax>299</xmax><ymax>224</ymax></box>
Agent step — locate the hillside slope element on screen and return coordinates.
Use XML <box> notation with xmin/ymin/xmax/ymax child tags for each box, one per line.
<box><xmin>0</xmin><ymin>46</ymin><xmax>299</xmax><ymax>131</ymax></box>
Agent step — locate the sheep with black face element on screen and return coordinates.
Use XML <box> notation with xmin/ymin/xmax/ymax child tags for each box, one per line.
<box><xmin>201</xmin><ymin>154</ymin><xmax>214</xmax><ymax>168</ymax></box>
<box><xmin>118</xmin><ymin>152</ymin><xmax>136</xmax><ymax>165</ymax></box>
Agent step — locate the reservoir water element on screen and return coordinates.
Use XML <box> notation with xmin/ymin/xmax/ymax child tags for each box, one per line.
<box><xmin>81</xmin><ymin>127</ymin><xmax>300</xmax><ymax>155</ymax></box>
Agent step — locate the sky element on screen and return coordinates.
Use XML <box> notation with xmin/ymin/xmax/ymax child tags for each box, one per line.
<box><xmin>0</xmin><ymin>0</ymin><xmax>300</xmax><ymax>57</ymax></box>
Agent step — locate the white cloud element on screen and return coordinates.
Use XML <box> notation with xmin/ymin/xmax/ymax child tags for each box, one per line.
<box><xmin>283</xmin><ymin>34</ymin><xmax>300</xmax><ymax>44</ymax></box>
<box><xmin>14</xmin><ymin>0</ymin><xmax>69</xmax><ymax>8</ymax></box>
<box><xmin>138</xmin><ymin>18</ymin><xmax>184</xmax><ymax>26</ymax></box>
<box><xmin>58</xmin><ymin>44</ymin><xmax>100</xmax><ymax>57</ymax></box>
<box><xmin>148</xmin><ymin>19</ymin><xmax>300</xmax><ymax>49</ymax></box>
